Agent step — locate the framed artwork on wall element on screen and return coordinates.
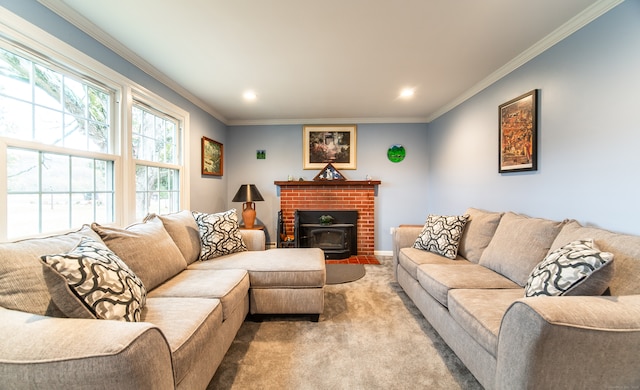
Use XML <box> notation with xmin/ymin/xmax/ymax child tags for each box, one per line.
<box><xmin>303</xmin><ymin>124</ymin><xmax>357</xmax><ymax>169</ymax></box>
<box><xmin>201</xmin><ymin>136</ymin><xmax>223</xmax><ymax>176</ymax></box>
<box><xmin>499</xmin><ymin>89</ymin><xmax>538</xmax><ymax>173</ymax></box>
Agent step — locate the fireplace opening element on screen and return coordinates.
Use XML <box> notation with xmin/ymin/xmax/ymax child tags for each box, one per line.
<box><xmin>295</xmin><ymin>210</ymin><xmax>357</xmax><ymax>259</ymax></box>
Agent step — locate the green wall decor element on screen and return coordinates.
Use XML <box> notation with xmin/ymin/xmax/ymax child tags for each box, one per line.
<box><xmin>387</xmin><ymin>144</ymin><xmax>406</xmax><ymax>163</ymax></box>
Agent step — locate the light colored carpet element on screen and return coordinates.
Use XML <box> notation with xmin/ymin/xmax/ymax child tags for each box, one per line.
<box><xmin>208</xmin><ymin>257</ymin><xmax>483</xmax><ymax>389</ymax></box>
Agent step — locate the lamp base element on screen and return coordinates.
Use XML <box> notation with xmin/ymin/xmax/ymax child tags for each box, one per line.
<box><xmin>242</xmin><ymin>202</ymin><xmax>257</xmax><ymax>229</ymax></box>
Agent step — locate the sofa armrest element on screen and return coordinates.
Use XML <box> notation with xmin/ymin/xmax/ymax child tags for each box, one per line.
<box><xmin>495</xmin><ymin>295</ymin><xmax>640</xmax><ymax>390</ymax></box>
<box><xmin>241</xmin><ymin>229</ymin><xmax>266</xmax><ymax>251</ymax></box>
<box><xmin>392</xmin><ymin>226</ymin><xmax>422</xmax><ymax>274</ymax></box>
<box><xmin>0</xmin><ymin>307</ymin><xmax>175</xmax><ymax>390</ymax></box>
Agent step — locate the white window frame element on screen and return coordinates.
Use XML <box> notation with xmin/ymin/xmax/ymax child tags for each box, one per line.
<box><xmin>0</xmin><ymin>7</ymin><xmax>190</xmax><ymax>239</ymax></box>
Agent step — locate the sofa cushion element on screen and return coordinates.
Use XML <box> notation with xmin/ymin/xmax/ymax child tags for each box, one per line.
<box><xmin>448</xmin><ymin>288</ymin><xmax>525</xmax><ymax>357</ymax></box>
<box><xmin>148</xmin><ymin>210</ymin><xmax>201</xmax><ymax>264</ymax></box>
<box><xmin>398</xmin><ymin>247</ymin><xmax>471</xmax><ymax>280</ymax></box>
<box><xmin>550</xmin><ymin>220</ymin><xmax>640</xmax><ymax>296</ymax></box>
<box><xmin>413</xmin><ymin>214</ymin><xmax>469</xmax><ymax>259</ymax></box>
<box><xmin>525</xmin><ymin>239</ymin><xmax>614</xmax><ymax>297</ymax></box>
<box><xmin>417</xmin><ymin>264</ymin><xmax>520</xmax><ymax>307</ymax></box>
<box><xmin>40</xmin><ymin>237</ymin><xmax>146</xmax><ymax>322</ymax></box>
<box><xmin>458</xmin><ymin>208</ymin><xmax>503</xmax><ymax>263</ymax></box>
<box><xmin>188</xmin><ymin>248</ymin><xmax>326</xmax><ymax>288</ymax></box>
<box><xmin>192</xmin><ymin>209</ymin><xmax>247</xmax><ymax>260</ymax></box>
<box><xmin>0</xmin><ymin>225</ymin><xmax>102</xmax><ymax>316</ymax></box>
<box><xmin>479</xmin><ymin>212</ymin><xmax>564</xmax><ymax>286</ymax></box>
<box><xmin>148</xmin><ymin>269</ymin><xmax>249</xmax><ymax>320</ymax></box>
<box><xmin>142</xmin><ymin>297</ymin><xmax>222</xmax><ymax>386</ymax></box>
<box><xmin>92</xmin><ymin>217</ymin><xmax>187</xmax><ymax>290</ymax></box>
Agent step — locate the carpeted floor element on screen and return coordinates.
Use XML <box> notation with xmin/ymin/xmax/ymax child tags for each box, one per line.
<box><xmin>208</xmin><ymin>256</ymin><xmax>482</xmax><ymax>390</ymax></box>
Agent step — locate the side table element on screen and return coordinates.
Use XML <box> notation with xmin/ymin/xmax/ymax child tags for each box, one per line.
<box><xmin>239</xmin><ymin>224</ymin><xmax>265</xmax><ymax>230</ymax></box>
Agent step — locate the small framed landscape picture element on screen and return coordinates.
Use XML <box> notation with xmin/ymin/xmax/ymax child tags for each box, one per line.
<box><xmin>303</xmin><ymin>124</ymin><xmax>357</xmax><ymax>170</ymax></box>
<box><xmin>499</xmin><ymin>90</ymin><xmax>538</xmax><ymax>173</ymax></box>
<box><xmin>202</xmin><ymin>136</ymin><xmax>223</xmax><ymax>176</ymax></box>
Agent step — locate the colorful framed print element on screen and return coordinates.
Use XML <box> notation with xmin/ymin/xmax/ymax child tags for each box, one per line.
<box><xmin>499</xmin><ymin>90</ymin><xmax>538</xmax><ymax>173</ymax></box>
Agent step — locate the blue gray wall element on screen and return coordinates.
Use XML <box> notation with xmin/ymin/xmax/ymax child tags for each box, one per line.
<box><xmin>424</xmin><ymin>0</ymin><xmax>640</xmax><ymax>236</ymax></box>
<box><xmin>2</xmin><ymin>1</ymin><xmax>638</xmax><ymax>250</ymax></box>
<box><xmin>226</xmin><ymin>123</ymin><xmax>428</xmax><ymax>249</ymax></box>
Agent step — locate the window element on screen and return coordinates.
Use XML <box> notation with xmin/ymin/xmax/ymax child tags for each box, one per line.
<box><xmin>0</xmin><ymin>15</ymin><xmax>189</xmax><ymax>240</ymax></box>
<box><xmin>0</xmin><ymin>46</ymin><xmax>116</xmax><ymax>239</ymax></box>
<box><xmin>132</xmin><ymin>103</ymin><xmax>181</xmax><ymax>220</ymax></box>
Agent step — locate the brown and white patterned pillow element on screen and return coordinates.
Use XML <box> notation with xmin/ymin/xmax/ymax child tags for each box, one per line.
<box><xmin>40</xmin><ymin>237</ymin><xmax>146</xmax><ymax>322</ymax></box>
<box><xmin>193</xmin><ymin>209</ymin><xmax>247</xmax><ymax>260</ymax></box>
<box><xmin>413</xmin><ymin>214</ymin><xmax>470</xmax><ymax>259</ymax></box>
<box><xmin>525</xmin><ymin>239</ymin><xmax>614</xmax><ymax>297</ymax></box>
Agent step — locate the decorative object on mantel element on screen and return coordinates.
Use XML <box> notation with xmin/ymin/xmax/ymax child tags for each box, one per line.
<box><xmin>387</xmin><ymin>144</ymin><xmax>406</xmax><ymax>163</ymax></box>
<box><xmin>303</xmin><ymin>124</ymin><xmax>357</xmax><ymax>170</ymax></box>
<box><xmin>313</xmin><ymin>163</ymin><xmax>346</xmax><ymax>181</ymax></box>
<box><xmin>499</xmin><ymin>89</ymin><xmax>538</xmax><ymax>173</ymax></box>
<box><xmin>319</xmin><ymin>214</ymin><xmax>334</xmax><ymax>225</ymax></box>
<box><xmin>231</xmin><ymin>184</ymin><xmax>264</xmax><ymax>228</ymax></box>
<box><xmin>201</xmin><ymin>136</ymin><xmax>223</xmax><ymax>176</ymax></box>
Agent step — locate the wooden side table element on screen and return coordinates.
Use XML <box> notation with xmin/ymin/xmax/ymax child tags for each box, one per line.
<box><xmin>239</xmin><ymin>225</ymin><xmax>265</xmax><ymax>230</ymax></box>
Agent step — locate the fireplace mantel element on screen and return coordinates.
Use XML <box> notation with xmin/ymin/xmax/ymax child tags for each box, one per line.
<box><xmin>274</xmin><ymin>180</ymin><xmax>381</xmax><ymax>186</ymax></box>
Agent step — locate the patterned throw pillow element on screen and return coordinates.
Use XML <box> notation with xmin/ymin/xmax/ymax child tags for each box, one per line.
<box><xmin>413</xmin><ymin>214</ymin><xmax>470</xmax><ymax>259</ymax></box>
<box><xmin>525</xmin><ymin>239</ymin><xmax>614</xmax><ymax>297</ymax></box>
<box><xmin>193</xmin><ymin>209</ymin><xmax>247</xmax><ymax>260</ymax></box>
<box><xmin>40</xmin><ymin>237</ymin><xmax>146</xmax><ymax>322</ymax></box>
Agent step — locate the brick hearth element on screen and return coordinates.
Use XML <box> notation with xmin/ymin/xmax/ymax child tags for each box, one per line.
<box><xmin>274</xmin><ymin>180</ymin><xmax>381</xmax><ymax>255</ymax></box>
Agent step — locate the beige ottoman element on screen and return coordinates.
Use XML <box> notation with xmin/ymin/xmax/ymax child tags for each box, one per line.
<box><xmin>187</xmin><ymin>248</ymin><xmax>326</xmax><ymax>320</ymax></box>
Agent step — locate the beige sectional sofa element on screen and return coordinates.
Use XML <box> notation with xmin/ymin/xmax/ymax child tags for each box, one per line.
<box><xmin>0</xmin><ymin>210</ymin><xmax>325</xmax><ymax>389</ymax></box>
<box><xmin>393</xmin><ymin>208</ymin><xmax>640</xmax><ymax>390</ymax></box>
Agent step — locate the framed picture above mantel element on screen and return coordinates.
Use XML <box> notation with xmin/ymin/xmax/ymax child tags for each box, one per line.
<box><xmin>303</xmin><ymin>124</ymin><xmax>356</xmax><ymax>170</ymax></box>
<box><xmin>499</xmin><ymin>89</ymin><xmax>538</xmax><ymax>173</ymax></box>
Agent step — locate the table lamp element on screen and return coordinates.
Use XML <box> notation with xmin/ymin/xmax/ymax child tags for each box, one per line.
<box><xmin>232</xmin><ymin>184</ymin><xmax>264</xmax><ymax>228</ymax></box>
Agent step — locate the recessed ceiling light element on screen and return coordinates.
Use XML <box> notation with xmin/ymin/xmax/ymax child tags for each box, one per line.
<box><xmin>243</xmin><ymin>90</ymin><xmax>257</xmax><ymax>101</ymax></box>
<box><xmin>400</xmin><ymin>88</ymin><xmax>415</xmax><ymax>98</ymax></box>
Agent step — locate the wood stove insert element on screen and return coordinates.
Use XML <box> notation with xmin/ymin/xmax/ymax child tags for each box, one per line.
<box><xmin>295</xmin><ymin>210</ymin><xmax>358</xmax><ymax>259</ymax></box>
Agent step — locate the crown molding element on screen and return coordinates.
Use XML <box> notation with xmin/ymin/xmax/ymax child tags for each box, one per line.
<box><xmin>227</xmin><ymin>116</ymin><xmax>430</xmax><ymax>127</ymax></box>
<box><xmin>37</xmin><ymin>0</ymin><xmax>229</xmax><ymax>125</ymax></box>
<box><xmin>426</xmin><ymin>0</ymin><xmax>623</xmax><ymax>123</ymax></box>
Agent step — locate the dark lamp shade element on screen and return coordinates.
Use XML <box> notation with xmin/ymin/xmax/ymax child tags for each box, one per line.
<box><xmin>232</xmin><ymin>184</ymin><xmax>264</xmax><ymax>203</ymax></box>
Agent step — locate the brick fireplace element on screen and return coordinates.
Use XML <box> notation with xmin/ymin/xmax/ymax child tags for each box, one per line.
<box><xmin>274</xmin><ymin>180</ymin><xmax>381</xmax><ymax>255</ymax></box>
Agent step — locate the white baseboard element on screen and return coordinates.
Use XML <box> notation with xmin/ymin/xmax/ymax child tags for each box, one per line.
<box><xmin>374</xmin><ymin>250</ymin><xmax>392</xmax><ymax>257</ymax></box>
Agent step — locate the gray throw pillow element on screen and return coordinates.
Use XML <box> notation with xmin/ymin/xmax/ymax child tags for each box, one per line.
<box><xmin>479</xmin><ymin>212</ymin><xmax>564</xmax><ymax>286</ymax></box>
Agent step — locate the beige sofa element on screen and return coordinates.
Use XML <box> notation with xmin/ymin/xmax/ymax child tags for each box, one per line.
<box><xmin>393</xmin><ymin>208</ymin><xmax>640</xmax><ymax>390</ymax></box>
<box><xmin>0</xmin><ymin>210</ymin><xmax>325</xmax><ymax>389</ymax></box>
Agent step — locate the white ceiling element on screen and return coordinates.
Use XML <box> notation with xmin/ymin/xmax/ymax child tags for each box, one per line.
<box><xmin>39</xmin><ymin>0</ymin><xmax>618</xmax><ymax>125</ymax></box>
